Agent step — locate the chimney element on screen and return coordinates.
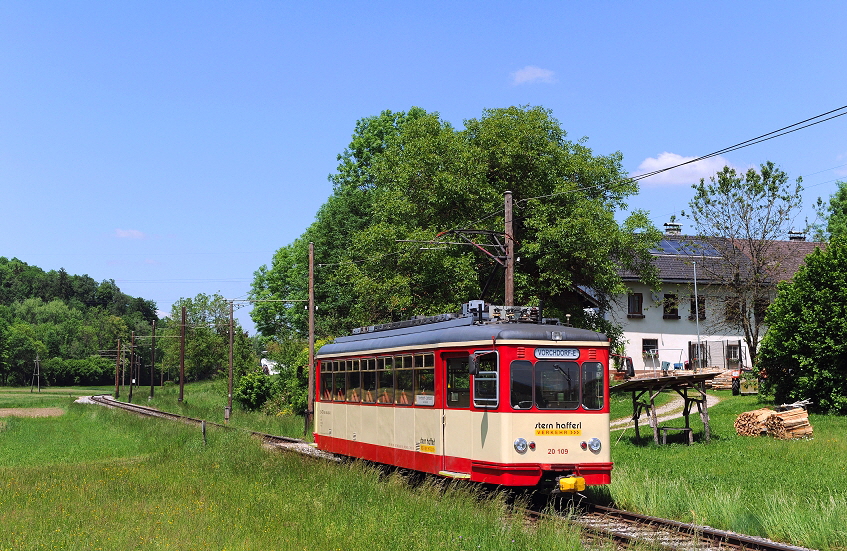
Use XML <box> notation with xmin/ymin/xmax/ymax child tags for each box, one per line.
<box><xmin>664</xmin><ymin>222</ymin><xmax>682</xmax><ymax>235</ymax></box>
<box><xmin>788</xmin><ymin>230</ymin><xmax>806</xmax><ymax>242</ymax></box>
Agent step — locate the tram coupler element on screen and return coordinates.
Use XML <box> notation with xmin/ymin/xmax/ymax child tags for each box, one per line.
<box><xmin>554</xmin><ymin>476</ymin><xmax>586</xmax><ymax>493</ymax></box>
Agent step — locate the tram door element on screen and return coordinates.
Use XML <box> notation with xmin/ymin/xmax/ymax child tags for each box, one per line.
<box><xmin>442</xmin><ymin>355</ymin><xmax>472</xmax><ymax>473</ymax></box>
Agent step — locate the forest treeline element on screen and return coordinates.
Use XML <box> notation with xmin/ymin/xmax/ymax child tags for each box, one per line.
<box><xmin>0</xmin><ymin>256</ymin><xmax>157</xmax><ymax>386</ymax></box>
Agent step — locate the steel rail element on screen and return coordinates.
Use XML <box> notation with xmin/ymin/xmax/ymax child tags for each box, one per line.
<box><xmin>572</xmin><ymin>504</ymin><xmax>817</xmax><ymax>551</ymax></box>
<box><xmin>89</xmin><ymin>394</ymin><xmax>306</xmax><ymax>446</ymax></box>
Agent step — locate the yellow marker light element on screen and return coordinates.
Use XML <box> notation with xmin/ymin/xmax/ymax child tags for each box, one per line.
<box><xmin>559</xmin><ymin>477</ymin><xmax>586</xmax><ymax>493</ymax></box>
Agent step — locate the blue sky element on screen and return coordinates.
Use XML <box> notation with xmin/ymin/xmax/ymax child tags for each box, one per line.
<box><xmin>2</xmin><ymin>1</ymin><xmax>846</xmax><ymax>333</ymax></box>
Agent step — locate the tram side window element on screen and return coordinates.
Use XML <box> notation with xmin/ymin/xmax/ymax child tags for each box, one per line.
<box><xmin>581</xmin><ymin>361</ymin><xmax>605</xmax><ymax>410</ymax></box>
<box><xmin>346</xmin><ymin>359</ymin><xmax>361</xmax><ymax>402</ymax></box>
<box><xmin>333</xmin><ymin>360</ymin><xmax>347</xmax><ymax>402</ymax></box>
<box><xmin>446</xmin><ymin>357</ymin><xmax>470</xmax><ymax>408</ymax></box>
<box><xmin>535</xmin><ymin>361</ymin><xmax>579</xmax><ymax>410</ymax></box>
<box><xmin>377</xmin><ymin>356</ymin><xmax>394</xmax><ymax>404</ymax></box>
<box><xmin>395</xmin><ymin>355</ymin><xmax>413</xmax><ymax>405</ymax></box>
<box><xmin>413</xmin><ymin>353</ymin><xmax>435</xmax><ymax>406</ymax></box>
<box><xmin>472</xmin><ymin>351</ymin><xmax>498</xmax><ymax>408</ymax></box>
<box><xmin>510</xmin><ymin>360</ymin><xmax>534</xmax><ymax>409</ymax></box>
<box><xmin>320</xmin><ymin>361</ymin><xmax>334</xmax><ymax>401</ymax></box>
<box><xmin>362</xmin><ymin>358</ymin><xmax>377</xmax><ymax>403</ymax></box>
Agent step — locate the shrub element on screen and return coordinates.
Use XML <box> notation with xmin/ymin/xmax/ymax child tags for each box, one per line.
<box><xmin>233</xmin><ymin>371</ymin><xmax>274</xmax><ymax>411</ymax></box>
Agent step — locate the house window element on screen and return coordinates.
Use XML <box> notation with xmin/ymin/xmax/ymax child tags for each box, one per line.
<box><xmin>726</xmin><ymin>343</ymin><xmax>741</xmax><ymax>363</ymax></box>
<box><xmin>627</xmin><ymin>293</ymin><xmax>644</xmax><ymax>318</ymax></box>
<box><xmin>642</xmin><ymin>339</ymin><xmax>658</xmax><ymax>357</ymax></box>
<box><xmin>725</xmin><ymin>297</ymin><xmax>741</xmax><ymax>323</ymax></box>
<box><xmin>663</xmin><ymin>294</ymin><xmax>680</xmax><ymax>319</ymax></box>
<box><xmin>689</xmin><ymin>295</ymin><xmax>705</xmax><ymax>320</ymax></box>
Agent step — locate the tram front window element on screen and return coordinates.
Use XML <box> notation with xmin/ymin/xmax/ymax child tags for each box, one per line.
<box><xmin>510</xmin><ymin>360</ymin><xmax>533</xmax><ymax>409</ymax></box>
<box><xmin>535</xmin><ymin>361</ymin><xmax>579</xmax><ymax>410</ymax></box>
<box><xmin>472</xmin><ymin>351</ymin><xmax>498</xmax><ymax>408</ymax></box>
<box><xmin>581</xmin><ymin>361</ymin><xmax>605</xmax><ymax>410</ymax></box>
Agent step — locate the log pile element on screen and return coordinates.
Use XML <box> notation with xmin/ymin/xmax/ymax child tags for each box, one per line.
<box><xmin>765</xmin><ymin>409</ymin><xmax>813</xmax><ymax>439</ymax></box>
<box><xmin>734</xmin><ymin>407</ymin><xmax>813</xmax><ymax>439</ymax></box>
<box><xmin>733</xmin><ymin>408</ymin><xmax>775</xmax><ymax>436</ymax></box>
<box><xmin>707</xmin><ymin>370</ymin><xmax>735</xmax><ymax>390</ymax></box>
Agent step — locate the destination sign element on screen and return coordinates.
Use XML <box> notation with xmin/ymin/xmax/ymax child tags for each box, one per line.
<box><xmin>534</xmin><ymin>348</ymin><xmax>580</xmax><ymax>360</ymax></box>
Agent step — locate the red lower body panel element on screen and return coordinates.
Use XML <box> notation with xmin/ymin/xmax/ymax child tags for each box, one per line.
<box><xmin>314</xmin><ymin>434</ymin><xmax>612</xmax><ymax>487</ymax></box>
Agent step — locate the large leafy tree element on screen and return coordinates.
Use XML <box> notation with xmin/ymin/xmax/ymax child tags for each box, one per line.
<box><xmin>252</xmin><ymin>105</ymin><xmax>659</xmax><ymax>339</ymax></box>
<box><xmin>810</xmin><ymin>180</ymin><xmax>847</xmax><ymax>241</ymax></box>
<box><xmin>758</xmin><ymin>238</ymin><xmax>844</xmax><ymax>413</ymax></box>
<box><xmin>686</xmin><ymin>162</ymin><xmax>803</xmax><ymax>367</ymax></box>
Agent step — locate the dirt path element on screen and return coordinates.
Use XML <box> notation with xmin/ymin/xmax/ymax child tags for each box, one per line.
<box><xmin>610</xmin><ymin>394</ymin><xmax>721</xmax><ymax>430</ymax></box>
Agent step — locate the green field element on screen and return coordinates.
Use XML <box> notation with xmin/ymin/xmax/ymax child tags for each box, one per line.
<box><xmin>3</xmin><ymin>384</ymin><xmax>846</xmax><ymax>550</ymax></box>
<box><xmin>0</xmin><ymin>389</ymin><xmax>583</xmax><ymax>551</ymax></box>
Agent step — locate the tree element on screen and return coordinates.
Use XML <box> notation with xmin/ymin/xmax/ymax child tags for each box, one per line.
<box><xmin>758</xmin><ymin>238</ymin><xmax>845</xmax><ymax>413</ymax></box>
<box><xmin>252</xmin><ymin>105</ymin><xmax>660</xmax><ymax>341</ymax></box>
<box><xmin>686</xmin><ymin>162</ymin><xmax>803</xmax><ymax>367</ymax></box>
<box><xmin>159</xmin><ymin>293</ymin><xmax>255</xmax><ymax>381</ymax></box>
<box><xmin>810</xmin><ymin>180</ymin><xmax>847</xmax><ymax>241</ymax></box>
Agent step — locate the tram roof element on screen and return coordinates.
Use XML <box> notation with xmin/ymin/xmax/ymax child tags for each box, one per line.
<box><xmin>317</xmin><ymin>316</ymin><xmax>608</xmax><ymax>357</ymax></box>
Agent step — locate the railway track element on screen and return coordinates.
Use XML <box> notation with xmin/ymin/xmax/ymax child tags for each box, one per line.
<box><xmin>87</xmin><ymin>395</ymin><xmax>817</xmax><ymax>551</ymax></box>
<box><xmin>88</xmin><ymin>395</ymin><xmax>336</xmax><ymax>459</ymax></box>
<box><xmin>571</xmin><ymin>504</ymin><xmax>816</xmax><ymax>551</ymax></box>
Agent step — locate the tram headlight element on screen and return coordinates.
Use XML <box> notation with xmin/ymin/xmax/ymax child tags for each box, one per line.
<box><xmin>514</xmin><ymin>438</ymin><xmax>529</xmax><ymax>454</ymax></box>
<box><xmin>587</xmin><ymin>437</ymin><xmax>602</xmax><ymax>453</ymax></box>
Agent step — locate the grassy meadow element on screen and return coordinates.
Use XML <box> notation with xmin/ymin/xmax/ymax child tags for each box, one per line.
<box><xmin>0</xmin><ymin>390</ymin><xmax>584</xmax><ymax>551</ymax></box>
<box><xmin>606</xmin><ymin>391</ymin><xmax>847</xmax><ymax>550</ymax></box>
<box><xmin>3</xmin><ymin>383</ymin><xmax>847</xmax><ymax>550</ymax></box>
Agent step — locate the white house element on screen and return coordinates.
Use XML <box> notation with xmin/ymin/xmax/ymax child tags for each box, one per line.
<box><xmin>607</xmin><ymin>226</ymin><xmax>822</xmax><ymax>375</ymax></box>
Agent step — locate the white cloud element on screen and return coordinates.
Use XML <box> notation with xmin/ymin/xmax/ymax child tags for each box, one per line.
<box><xmin>511</xmin><ymin>65</ymin><xmax>555</xmax><ymax>85</ymax></box>
<box><xmin>115</xmin><ymin>228</ymin><xmax>146</xmax><ymax>239</ymax></box>
<box><xmin>631</xmin><ymin>152</ymin><xmax>736</xmax><ymax>187</ymax></box>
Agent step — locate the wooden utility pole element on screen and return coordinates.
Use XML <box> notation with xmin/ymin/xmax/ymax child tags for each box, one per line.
<box><xmin>226</xmin><ymin>300</ymin><xmax>234</xmax><ymax>423</ymax></box>
<box><xmin>149</xmin><ymin>320</ymin><xmax>156</xmax><ymax>399</ymax></box>
<box><xmin>505</xmin><ymin>190</ymin><xmax>515</xmax><ymax>306</ymax></box>
<box><xmin>128</xmin><ymin>331</ymin><xmax>135</xmax><ymax>402</ymax></box>
<box><xmin>306</xmin><ymin>241</ymin><xmax>315</xmax><ymax>436</ymax></box>
<box><xmin>114</xmin><ymin>338</ymin><xmax>121</xmax><ymax>398</ymax></box>
<box><xmin>179</xmin><ymin>305</ymin><xmax>186</xmax><ymax>402</ymax></box>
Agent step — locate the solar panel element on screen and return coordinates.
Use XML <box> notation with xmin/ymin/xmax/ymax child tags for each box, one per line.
<box><xmin>651</xmin><ymin>238</ymin><xmax>721</xmax><ymax>257</ymax></box>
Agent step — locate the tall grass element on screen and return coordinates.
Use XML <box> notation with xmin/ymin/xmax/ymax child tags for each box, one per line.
<box><xmin>0</xmin><ymin>400</ymin><xmax>586</xmax><ymax>551</ymax></box>
<box><xmin>609</xmin><ymin>391</ymin><xmax>847</xmax><ymax>550</ymax></box>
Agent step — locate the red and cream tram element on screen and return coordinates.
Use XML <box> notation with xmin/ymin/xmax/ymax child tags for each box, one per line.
<box><xmin>314</xmin><ymin>301</ymin><xmax>612</xmax><ymax>492</ymax></box>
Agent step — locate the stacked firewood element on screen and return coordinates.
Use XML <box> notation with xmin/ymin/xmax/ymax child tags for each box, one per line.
<box><xmin>707</xmin><ymin>370</ymin><xmax>735</xmax><ymax>390</ymax></box>
<box><xmin>733</xmin><ymin>408</ymin><xmax>775</xmax><ymax>436</ymax></box>
<box><xmin>734</xmin><ymin>407</ymin><xmax>813</xmax><ymax>439</ymax></box>
<box><xmin>765</xmin><ymin>409</ymin><xmax>813</xmax><ymax>439</ymax></box>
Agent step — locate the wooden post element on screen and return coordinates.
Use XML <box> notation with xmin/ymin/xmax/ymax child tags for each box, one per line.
<box><xmin>504</xmin><ymin>190</ymin><xmax>514</xmax><ymax>306</ymax></box>
<box><xmin>149</xmin><ymin>320</ymin><xmax>156</xmax><ymax>399</ymax></box>
<box><xmin>179</xmin><ymin>305</ymin><xmax>186</xmax><ymax>403</ymax></box>
<box><xmin>226</xmin><ymin>300</ymin><xmax>233</xmax><ymax>423</ymax></box>
<box><xmin>114</xmin><ymin>338</ymin><xmax>121</xmax><ymax>399</ymax></box>
<box><xmin>128</xmin><ymin>331</ymin><xmax>135</xmax><ymax>402</ymax></box>
<box><xmin>306</xmin><ymin>242</ymin><xmax>315</xmax><ymax>436</ymax></box>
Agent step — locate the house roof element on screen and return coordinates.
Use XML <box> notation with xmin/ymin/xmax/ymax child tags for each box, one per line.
<box><xmin>620</xmin><ymin>234</ymin><xmax>824</xmax><ymax>285</ymax></box>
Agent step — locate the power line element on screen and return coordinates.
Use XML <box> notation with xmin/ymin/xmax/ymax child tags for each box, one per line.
<box><xmin>273</xmin><ymin>104</ymin><xmax>847</xmax><ymax>271</ymax></box>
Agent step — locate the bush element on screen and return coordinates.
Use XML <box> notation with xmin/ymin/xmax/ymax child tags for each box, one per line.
<box><xmin>759</xmin><ymin>237</ymin><xmax>847</xmax><ymax>413</ymax></box>
<box><xmin>233</xmin><ymin>371</ymin><xmax>274</xmax><ymax>411</ymax></box>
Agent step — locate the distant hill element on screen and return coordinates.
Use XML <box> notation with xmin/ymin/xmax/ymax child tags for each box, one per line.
<box><xmin>0</xmin><ymin>257</ymin><xmax>158</xmax><ymax>386</ymax></box>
